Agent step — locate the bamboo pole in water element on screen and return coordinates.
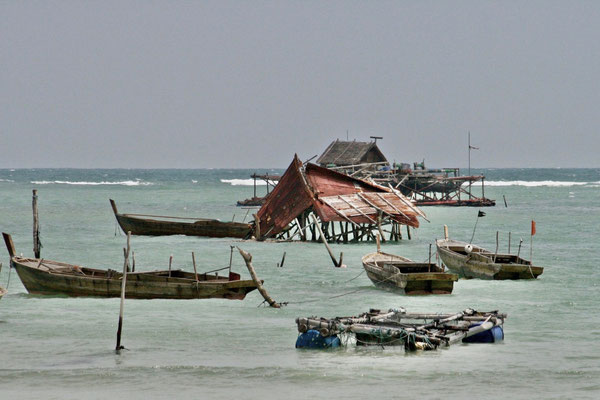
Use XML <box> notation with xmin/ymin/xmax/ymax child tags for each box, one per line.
<box><xmin>116</xmin><ymin>231</ymin><xmax>130</xmax><ymax>352</ymax></box>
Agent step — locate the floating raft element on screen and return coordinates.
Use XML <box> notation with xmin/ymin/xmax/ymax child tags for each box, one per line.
<box><xmin>296</xmin><ymin>308</ymin><xmax>506</xmax><ymax>351</ymax></box>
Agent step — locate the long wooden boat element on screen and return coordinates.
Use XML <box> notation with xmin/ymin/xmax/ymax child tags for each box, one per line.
<box><xmin>3</xmin><ymin>233</ymin><xmax>258</xmax><ymax>299</ymax></box>
<box><xmin>436</xmin><ymin>238</ymin><xmax>543</xmax><ymax>280</ymax></box>
<box><xmin>110</xmin><ymin>200</ymin><xmax>252</xmax><ymax>239</ymax></box>
<box><xmin>362</xmin><ymin>251</ymin><xmax>458</xmax><ymax>295</ymax></box>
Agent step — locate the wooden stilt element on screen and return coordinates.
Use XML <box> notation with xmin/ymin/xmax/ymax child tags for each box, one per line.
<box><xmin>311</xmin><ymin>214</ymin><xmax>341</xmax><ymax>268</ymax></box>
<box><xmin>168</xmin><ymin>254</ymin><xmax>173</xmax><ymax>277</ymax></box>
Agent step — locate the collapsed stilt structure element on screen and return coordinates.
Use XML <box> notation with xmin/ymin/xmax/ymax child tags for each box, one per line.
<box><xmin>253</xmin><ymin>155</ymin><xmax>426</xmax><ymax>243</ymax></box>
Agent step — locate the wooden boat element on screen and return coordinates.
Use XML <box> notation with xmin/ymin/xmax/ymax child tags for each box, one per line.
<box><xmin>110</xmin><ymin>200</ymin><xmax>252</xmax><ymax>239</ymax></box>
<box><xmin>436</xmin><ymin>238</ymin><xmax>543</xmax><ymax>280</ymax></box>
<box><xmin>2</xmin><ymin>233</ymin><xmax>258</xmax><ymax>299</ymax></box>
<box><xmin>362</xmin><ymin>251</ymin><xmax>458</xmax><ymax>295</ymax></box>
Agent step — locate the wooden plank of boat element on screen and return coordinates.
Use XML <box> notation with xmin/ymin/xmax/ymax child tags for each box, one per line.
<box><xmin>361</xmin><ymin>251</ymin><xmax>458</xmax><ymax>295</ymax></box>
<box><xmin>436</xmin><ymin>238</ymin><xmax>543</xmax><ymax>280</ymax></box>
<box><xmin>110</xmin><ymin>200</ymin><xmax>252</xmax><ymax>239</ymax></box>
<box><xmin>8</xmin><ymin>256</ymin><xmax>259</xmax><ymax>300</ymax></box>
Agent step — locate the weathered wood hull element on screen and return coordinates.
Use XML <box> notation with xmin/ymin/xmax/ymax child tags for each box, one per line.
<box><xmin>362</xmin><ymin>252</ymin><xmax>458</xmax><ymax>295</ymax></box>
<box><xmin>11</xmin><ymin>257</ymin><xmax>258</xmax><ymax>300</ymax></box>
<box><xmin>114</xmin><ymin>213</ymin><xmax>252</xmax><ymax>239</ymax></box>
<box><xmin>436</xmin><ymin>239</ymin><xmax>544</xmax><ymax>280</ymax></box>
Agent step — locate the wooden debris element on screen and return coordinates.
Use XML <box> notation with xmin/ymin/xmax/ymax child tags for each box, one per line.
<box><xmin>296</xmin><ymin>308</ymin><xmax>506</xmax><ymax>351</ymax></box>
<box><xmin>237</xmin><ymin>247</ymin><xmax>280</xmax><ymax>308</ymax></box>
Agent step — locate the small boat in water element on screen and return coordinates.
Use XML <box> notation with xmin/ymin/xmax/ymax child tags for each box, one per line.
<box><xmin>2</xmin><ymin>233</ymin><xmax>259</xmax><ymax>300</ymax></box>
<box><xmin>362</xmin><ymin>251</ymin><xmax>458</xmax><ymax>295</ymax></box>
<box><xmin>436</xmin><ymin>238</ymin><xmax>543</xmax><ymax>280</ymax></box>
<box><xmin>110</xmin><ymin>200</ymin><xmax>253</xmax><ymax>239</ymax></box>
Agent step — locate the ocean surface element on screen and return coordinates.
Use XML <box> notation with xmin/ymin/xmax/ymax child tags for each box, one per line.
<box><xmin>0</xmin><ymin>167</ymin><xmax>598</xmax><ymax>400</ymax></box>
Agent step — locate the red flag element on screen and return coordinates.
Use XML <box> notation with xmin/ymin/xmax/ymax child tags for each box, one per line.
<box><xmin>531</xmin><ymin>220</ymin><xmax>536</xmax><ymax>236</ymax></box>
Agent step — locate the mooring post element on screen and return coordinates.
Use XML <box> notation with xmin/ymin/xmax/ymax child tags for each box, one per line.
<box><xmin>376</xmin><ymin>233</ymin><xmax>381</xmax><ymax>253</ymax></box>
<box><xmin>32</xmin><ymin>190</ymin><xmax>40</xmax><ymax>258</ymax></box>
<box><xmin>494</xmin><ymin>231</ymin><xmax>499</xmax><ymax>262</ymax></box>
<box><xmin>168</xmin><ymin>254</ymin><xmax>173</xmax><ymax>278</ymax></box>
<box><xmin>444</xmin><ymin>225</ymin><xmax>449</xmax><ymax>240</ymax></box>
<box><xmin>277</xmin><ymin>251</ymin><xmax>286</xmax><ymax>268</ymax></box>
<box><xmin>429</xmin><ymin>243</ymin><xmax>432</xmax><ymax>272</ymax></box>
<box><xmin>116</xmin><ymin>231</ymin><xmax>131</xmax><ymax>352</ymax></box>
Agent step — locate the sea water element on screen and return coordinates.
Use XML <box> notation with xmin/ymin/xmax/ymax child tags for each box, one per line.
<box><xmin>0</xmin><ymin>168</ymin><xmax>598</xmax><ymax>399</ymax></box>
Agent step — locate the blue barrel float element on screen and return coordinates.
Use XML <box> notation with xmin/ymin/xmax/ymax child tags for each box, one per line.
<box><xmin>296</xmin><ymin>329</ymin><xmax>341</xmax><ymax>349</ymax></box>
<box><xmin>462</xmin><ymin>323</ymin><xmax>504</xmax><ymax>343</ymax></box>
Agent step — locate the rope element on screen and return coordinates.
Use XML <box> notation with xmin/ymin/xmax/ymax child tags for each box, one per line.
<box><xmin>342</xmin><ymin>269</ymin><xmax>365</xmax><ymax>283</ymax></box>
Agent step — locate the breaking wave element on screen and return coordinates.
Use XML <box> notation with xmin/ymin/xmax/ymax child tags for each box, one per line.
<box><xmin>0</xmin><ymin>178</ymin><xmax>15</xmax><ymax>182</ymax></box>
<box><xmin>30</xmin><ymin>180</ymin><xmax>153</xmax><ymax>186</ymax></box>
<box><xmin>221</xmin><ymin>179</ymin><xmax>267</xmax><ymax>186</ymax></box>
<box><xmin>483</xmin><ymin>180</ymin><xmax>599</xmax><ymax>187</ymax></box>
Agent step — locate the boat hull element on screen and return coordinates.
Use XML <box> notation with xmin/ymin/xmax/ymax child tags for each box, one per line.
<box><xmin>362</xmin><ymin>252</ymin><xmax>458</xmax><ymax>295</ymax></box>
<box><xmin>11</xmin><ymin>258</ymin><xmax>258</xmax><ymax>300</ymax></box>
<box><xmin>436</xmin><ymin>239</ymin><xmax>543</xmax><ymax>280</ymax></box>
<box><xmin>115</xmin><ymin>213</ymin><xmax>252</xmax><ymax>239</ymax></box>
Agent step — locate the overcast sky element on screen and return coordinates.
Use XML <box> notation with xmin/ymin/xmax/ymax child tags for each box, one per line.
<box><xmin>2</xmin><ymin>1</ymin><xmax>599</xmax><ymax>168</ymax></box>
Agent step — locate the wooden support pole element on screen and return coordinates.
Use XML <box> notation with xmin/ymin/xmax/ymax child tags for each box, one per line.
<box><xmin>376</xmin><ymin>233</ymin><xmax>381</xmax><ymax>253</ymax></box>
<box><xmin>253</xmin><ymin>214</ymin><xmax>261</xmax><ymax>240</ymax></box>
<box><xmin>131</xmin><ymin>251</ymin><xmax>135</xmax><ymax>273</ymax></box>
<box><xmin>168</xmin><ymin>254</ymin><xmax>173</xmax><ymax>278</ymax></box>
<box><xmin>406</xmin><ymin>225</ymin><xmax>411</xmax><ymax>240</ymax></box>
<box><xmin>192</xmin><ymin>251</ymin><xmax>199</xmax><ymax>281</ymax></box>
<box><xmin>116</xmin><ymin>231</ymin><xmax>130</xmax><ymax>352</ymax></box>
<box><xmin>377</xmin><ymin>212</ymin><xmax>386</xmax><ymax>243</ymax></box>
<box><xmin>32</xmin><ymin>190</ymin><xmax>40</xmax><ymax>258</ymax></box>
<box><xmin>310</xmin><ymin>214</ymin><xmax>341</xmax><ymax>268</ymax></box>
<box><xmin>237</xmin><ymin>247</ymin><xmax>280</xmax><ymax>308</ymax></box>
<box><xmin>444</xmin><ymin>225</ymin><xmax>449</xmax><ymax>240</ymax></box>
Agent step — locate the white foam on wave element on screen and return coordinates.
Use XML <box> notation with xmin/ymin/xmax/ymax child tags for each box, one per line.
<box><xmin>221</xmin><ymin>179</ymin><xmax>267</xmax><ymax>186</ymax></box>
<box><xmin>483</xmin><ymin>180</ymin><xmax>596</xmax><ymax>187</ymax></box>
<box><xmin>0</xmin><ymin>178</ymin><xmax>15</xmax><ymax>182</ymax></box>
<box><xmin>30</xmin><ymin>180</ymin><xmax>153</xmax><ymax>186</ymax></box>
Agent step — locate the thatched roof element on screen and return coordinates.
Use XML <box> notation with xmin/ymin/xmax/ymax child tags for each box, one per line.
<box><xmin>316</xmin><ymin>139</ymin><xmax>388</xmax><ymax>167</ymax></box>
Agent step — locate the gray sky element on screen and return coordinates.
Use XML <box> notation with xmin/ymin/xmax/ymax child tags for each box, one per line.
<box><xmin>2</xmin><ymin>1</ymin><xmax>599</xmax><ymax>168</ymax></box>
